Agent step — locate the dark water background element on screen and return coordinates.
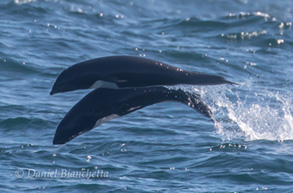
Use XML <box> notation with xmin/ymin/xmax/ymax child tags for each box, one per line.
<box><xmin>0</xmin><ymin>0</ymin><xmax>292</xmax><ymax>192</ymax></box>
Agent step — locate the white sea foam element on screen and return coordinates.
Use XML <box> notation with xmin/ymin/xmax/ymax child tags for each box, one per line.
<box><xmin>197</xmin><ymin>81</ymin><xmax>293</xmax><ymax>141</ymax></box>
<box><xmin>14</xmin><ymin>0</ymin><xmax>36</xmax><ymax>5</ymax></box>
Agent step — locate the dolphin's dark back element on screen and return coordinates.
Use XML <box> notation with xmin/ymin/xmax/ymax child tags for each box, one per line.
<box><xmin>50</xmin><ymin>56</ymin><xmax>234</xmax><ymax>95</ymax></box>
<box><xmin>53</xmin><ymin>87</ymin><xmax>213</xmax><ymax>144</ymax></box>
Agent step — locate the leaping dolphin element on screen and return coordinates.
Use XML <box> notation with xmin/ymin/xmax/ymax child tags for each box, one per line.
<box><xmin>50</xmin><ymin>56</ymin><xmax>234</xmax><ymax>95</ymax></box>
<box><xmin>53</xmin><ymin>87</ymin><xmax>214</xmax><ymax>145</ymax></box>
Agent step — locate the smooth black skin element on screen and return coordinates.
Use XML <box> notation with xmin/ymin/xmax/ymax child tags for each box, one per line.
<box><xmin>53</xmin><ymin>87</ymin><xmax>214</xmax><ymax>145</ymax></box>
<box><xmin>50</xmin><ymin>56</ymin><xmax>234</xmax><ymax>95</ymax></box>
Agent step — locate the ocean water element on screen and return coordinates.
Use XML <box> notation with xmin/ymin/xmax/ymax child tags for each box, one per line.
<box><xmin>0</xmin><ymin>0</ymin><xmax>292</xmax><ymax>192</ymax></box>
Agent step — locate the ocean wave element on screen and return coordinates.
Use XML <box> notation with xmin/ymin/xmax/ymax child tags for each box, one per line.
<box><xmin>0</xmin><ymin>117</ymin><xmax>51</xmax><ymax>130</ymax></box>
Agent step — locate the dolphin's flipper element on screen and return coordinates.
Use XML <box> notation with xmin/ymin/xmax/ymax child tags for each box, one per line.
<box><xmin>53</xmin><ymin>87</ymin><xmax>213</xmax><ymax>145</ymax></box>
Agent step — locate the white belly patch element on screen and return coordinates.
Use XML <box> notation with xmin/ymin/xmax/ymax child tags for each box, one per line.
<box><xmin>90</xmin><ymin>80</ymin><xmax>119</xmax><ymax>89</ymax></box>
<box><xmin>94</xmin><ymin>114</ymin><xmax>120</xmax><ymax>128</ymax></box>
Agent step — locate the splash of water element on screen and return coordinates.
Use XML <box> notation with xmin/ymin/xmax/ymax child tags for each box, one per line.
<box><xmin>197</xmin><ymin>81</ymin><xmax>293</xmax><ymax>141</ymax></box>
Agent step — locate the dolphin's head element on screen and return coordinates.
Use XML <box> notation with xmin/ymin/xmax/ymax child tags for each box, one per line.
<box><xmin>50</xmin><ymin>67</ymin><xmax>97</xmax><ymax>95</ymax></box>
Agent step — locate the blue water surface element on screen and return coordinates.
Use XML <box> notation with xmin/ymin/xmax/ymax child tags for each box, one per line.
<box><xmin>0</xmin><ymin>0</ymin><xmax>292</xmax><ymax>192</ymax></box>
